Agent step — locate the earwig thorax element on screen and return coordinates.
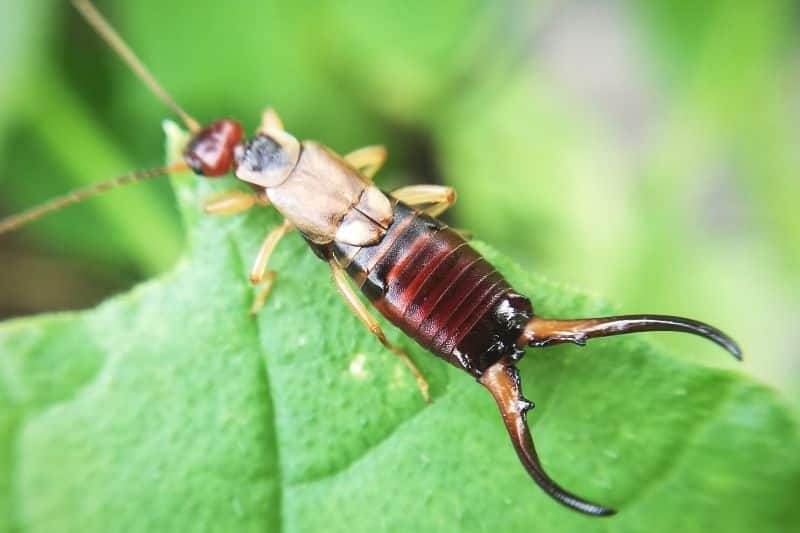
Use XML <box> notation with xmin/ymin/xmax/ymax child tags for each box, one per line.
<box><xmin>184</xmin><ymin>119</ymin><xmax>244</xmax><ymax>177</ymax></box>
<box><xmin>233</xmin><ymin>133</ymin><xmax>300</xmax><ymax>187</ymax></box>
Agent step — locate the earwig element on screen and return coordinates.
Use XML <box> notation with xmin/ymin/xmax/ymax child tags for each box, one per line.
<box><xmin>0</xmin><ymin>0</ymin><xmax>742</xmax><ymax>517</ymax></box>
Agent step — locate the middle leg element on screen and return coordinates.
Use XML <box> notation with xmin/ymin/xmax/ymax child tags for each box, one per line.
<box><xmin>344</xmin><ymin>145</ymin><xmax>387</xmax><ymax>180</ymax></box>
<box><xmin>390</xmin><ymin>185</ymin><xmax>456</xmax><ymax>217</ymax></box>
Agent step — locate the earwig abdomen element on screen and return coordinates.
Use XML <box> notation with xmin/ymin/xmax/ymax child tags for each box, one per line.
<box><xmin>316</xmin><ymin>201</ymin><xmax>532</xmax><ymax>377</ymax></box>
<box><xmin>309</xmin><ymin>197</ymin><xmax>740</xmax><ymax>517</ymax></box>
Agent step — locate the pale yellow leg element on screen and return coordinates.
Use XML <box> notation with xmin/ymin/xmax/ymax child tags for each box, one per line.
<box><xmin>249</xmin><ymin>219</ymin><xmax>294</xmax><ymax>315</ymax></box>
<box><xmin>258</xmin><ymin>108</ymin><xmax>284</xmax><ymax>133</ymax></box>
<box><xmin>330</xmin><ymin>260</ymin><xmax>430</xmax><ymax>402</ymax></box>
<box><xmin>250</xmin><ymin>271</ymin><xmax>277</xmax><ymax>315</ymax></box>
<box><xmin>203</xmin><ymin>190</ymin><xmax>269</xmax><ymax>215</ymax></box>
<box><xmin>390</xmin><ymin>185</ymin><xmax>457</xmax><ymax>217</ymax></box>
<box><xmin>344</xmin><ymin>145</ymin><xmax>387</xmax><ymax>180</ymax></box>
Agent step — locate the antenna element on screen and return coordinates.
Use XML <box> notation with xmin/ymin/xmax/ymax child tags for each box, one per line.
<box><xmin>72</xmin><ymin>0</ymin><xmax>202</xmax><ymax>133</ymax></box>
<box><xmin>0</xmin><ymin>161</ymin><xmax>189</xmax><ymax>235</ymax></box>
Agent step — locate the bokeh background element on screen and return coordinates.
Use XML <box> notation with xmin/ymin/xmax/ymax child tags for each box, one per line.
<box><xmin>0</xmin><ymin>0</ymin><xmax>798</xmax><ymax>407</ymax></box>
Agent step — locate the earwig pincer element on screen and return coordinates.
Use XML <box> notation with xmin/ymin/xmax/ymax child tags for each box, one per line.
<box><xmin>0</xmin><ymin>0</ymin><xmax>743</xmax><ymax>517</ymax></box>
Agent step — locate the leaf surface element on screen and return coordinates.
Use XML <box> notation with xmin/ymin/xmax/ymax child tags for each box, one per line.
<box><xmin>0</xmin><ymin>127</ymin><xmax>798</xmax><ymax>533</ymax></box>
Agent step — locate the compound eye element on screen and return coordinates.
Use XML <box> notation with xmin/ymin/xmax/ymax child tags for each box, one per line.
<box><xmin>184</xmin><ymin>119</ymin><xmax>244</xmax><ymax>177</ymax></box>
<box><xmin>234</xmin><ymin>131</ymin><xmax>300</xmax><ymax>188</ymax></box>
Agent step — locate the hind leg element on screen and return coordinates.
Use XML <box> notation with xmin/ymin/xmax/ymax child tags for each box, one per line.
<box><xmin>329</xmin><ymin>260</ymin><xmax>430</xmax><ymax>402</ymax></box>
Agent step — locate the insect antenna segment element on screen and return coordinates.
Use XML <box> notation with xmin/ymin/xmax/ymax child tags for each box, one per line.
<box><xmin>72</xmin><ymin>0</ymin><xmax>201</xmax><ymax>133</ymax></box>
<box><xmin>0</xmin><ymin>162</ymin><xmax>189</xmax><ymax>235</ymax></box>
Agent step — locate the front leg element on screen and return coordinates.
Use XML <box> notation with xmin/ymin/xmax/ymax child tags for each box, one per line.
<box><xmin>203</xmin><ymin>190</ymin><xmax>269</xmax><ymax>215</ymax></box>
<box><xmin>257</xmin><ymin>108</ymin><xmax>285</xmax><ymax>133</ymax></box>
<box><xmin>249</xmin><ymin>219</ymin><xmax>294</xmax><ymax>314</ymax></box>
<box><xmin>329</xmin><ymin>260</ymin><xmax>430</xmax><ymax>402</ymax></box>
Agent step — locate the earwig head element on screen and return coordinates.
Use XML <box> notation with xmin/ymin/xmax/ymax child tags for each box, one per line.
<box><xmin>233</xmin><ymin>130</ymin><xmax>301</xmax><ymax>188</ymax></box>
<box><xmin>184</xmin><ymin>119</ymin><xmax>244</xmax><ymax>177</ymax></box>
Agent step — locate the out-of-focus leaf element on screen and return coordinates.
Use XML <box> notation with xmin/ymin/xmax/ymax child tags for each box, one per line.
<box><xmin>0</xmin><ymin>1</ymin><xmax>51</xmax><ymax>140</ymax></box>
<box><xmin>307</xmin><ymin>0</ymin><xmax>500</xmax><ymax>123</ymax></box>
<box><xmin>0</xmin><ymin>3</ymin><xmax>184</xmax><ymax>274</ymax></box>
<box><xmin>435</xmin><ymin>0</ymin><xmax>800</xmax><ymax>402</ymax></box>
<box><xmin>7</xmin><ymin>77</ymin><xmax>184</xmax><ymax>272</ymax></box>
<box><xmin>629</xmin><ymin>0</ymin><xmax>800</xmax><ymax>396</ymax></box>
<box><xmin>435</xmin><ymin>69</ymin><xmax>638</xmax><ymax>294</ymax></box>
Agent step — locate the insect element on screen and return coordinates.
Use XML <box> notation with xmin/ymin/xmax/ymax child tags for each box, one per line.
<box><xmin>0</xmin><ymin>0</ymin><xmax>742</xmax><ymax>517</ymax></box>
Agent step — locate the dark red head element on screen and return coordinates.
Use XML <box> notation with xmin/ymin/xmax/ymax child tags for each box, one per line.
<box><xmin>184</xmin><ymin>119</ymin><xmax>244</xmax><ymax>177</ymax></box>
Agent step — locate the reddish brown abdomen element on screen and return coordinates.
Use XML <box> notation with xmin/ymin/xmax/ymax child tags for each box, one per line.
<box><xmin>327</xmin><ymin>201</ymin><xmax>532</xmax><ymax>376</ymax></box>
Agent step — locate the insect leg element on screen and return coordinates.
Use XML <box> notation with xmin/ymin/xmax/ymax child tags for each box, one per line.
<box><xmin>203</xmin><ymin>190</ymin><xmax>269</xmax><ymax>216</ymax></box>
<box><xmin>329</xmin><ymin>260</ymin><xmax>430</xmax><ymax>402</ymax></box>
<box><xmin>390</xmin><ymin>185</ymin><xmax>457</xmax><ymax>217</ymax></box>
<box><xmin>257</xmin><ymin>108</ymin><xmax>285</xmax><ymax>133</ymax></box>
<box><xmin>344</xmin><ymin>145</ymin><xmax>388</xmax><ymax>180</ymax></box>
<box><xmin>249</xmin><ymin>219</ymin><xmax>294</xmax><ymax>315</ymax></box>
<box><xmin>480</xmin><ymin>360</ymin><xmax>615</xmax><ymax>516</ymax></box>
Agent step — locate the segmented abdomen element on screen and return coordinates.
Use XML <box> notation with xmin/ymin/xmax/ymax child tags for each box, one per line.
<box><xmin>329</xmin><ymin>201</ymin><xmax>532</xmax><ymax>376</ymax></box>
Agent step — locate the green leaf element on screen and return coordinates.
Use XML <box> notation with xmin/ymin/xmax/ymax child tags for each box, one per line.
<box><xmin>1</xmin><ymin>125</ymin><xmax>798</xmax><ymax>533</ymax></box>
<box><xmin>0</xmin><ymin>4</ymin><xmax>184</xmax><ymax>274</ymax></box>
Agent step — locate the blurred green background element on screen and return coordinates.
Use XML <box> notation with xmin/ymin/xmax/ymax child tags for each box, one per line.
<box><xmin>0</xmin><ymin>0</ymin><xmax>798</xmax><ymax>407</ymax></box>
